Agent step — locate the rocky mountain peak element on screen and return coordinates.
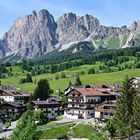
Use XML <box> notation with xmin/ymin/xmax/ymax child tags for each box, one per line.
<box><xmin>129</xmin><ymin>20</ymin><xmax>140</xmax><ymax>33</ymax></box>
<box><xmin>0</xmin><ymin>9</ymin><xmax>140</xmax><ymax>60</ymax></box>
<box><xmin>2</xmin><ymin>9</ymin><xmax>57</xmax><ymax>58</ymax></box>
<box><xmin>56</xmin><ymin>13</ymin><xmax>101</xmax><ymax>45</ymax></box>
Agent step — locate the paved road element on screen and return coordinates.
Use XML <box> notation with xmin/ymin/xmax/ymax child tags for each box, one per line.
<box><xmin>0</xmin><ymin>121</ymin><xmax>18</xmax><ymax>138</ymax></box>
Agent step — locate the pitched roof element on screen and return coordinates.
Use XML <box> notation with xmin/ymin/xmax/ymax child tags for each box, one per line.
<box><xmin>66</xmin><ymin>85</ymin><xmax>120</xmax><ymax>97</ymax></box>
<box><xmin>0</xmin><ymin>89</ymin><xmax>30</xmax><ymax>97</ymax></box>
<box><xmin>1</xmin><ymin>102</ymin><xmax>26</xmax><ymax>108</ymax></box>
<box><xmin>32</xmin><ymin>100</ymin><xmax>61</xmax><ymax>108</ymax></box>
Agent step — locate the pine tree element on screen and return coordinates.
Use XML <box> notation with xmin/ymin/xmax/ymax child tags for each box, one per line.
<box><xmin>115</xmin><ymin>76</ymin><xmax>136</xmax><ymax>138</ymax></box>
<box><xmin>132</xmin><ymin>94</ymin><xmax>140</xmax><ymax>130</ymax></box>
<box><xmin>75</xmin><ymin>76</ymin><xmax>82</xmax><ymax>86</ymax></box>
<box><xmin>69</xmin><ymin>81</ymin><xmax>72</xmax><ymax>86</ymax></box>
<box><xmin>26</xmin><ymin>73</ymin><xmax>33</xmax><ymax>83</ymax></box>
<box><xmin>33</xmin><ymin>79</ymin><xmax>52</xmax><ymax>100</ymax></box>
<box><xmin>11</xmin><ymin>105</ymin><xmax>40</xmax><ymax>140</ymax></box>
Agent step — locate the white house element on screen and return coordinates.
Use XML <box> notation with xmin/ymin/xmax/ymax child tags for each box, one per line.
<box><xmin>32</xmin><ymin>98</ymin><xmax>62</xmax><ymax>121</ymax></box>
<box><xmin>130</xmin><ymin>77</ymin><xmax>140</xmax><ymax>88</ymax></box>
<box><xmin>64</xmin><ymin>85</ymin><xmax>119</xmax><ymax>119</ymax></box>
<box><xmin>0</xmin><ymin>86</ymin><xmax>30</xmax><ymax>103</ymax></box>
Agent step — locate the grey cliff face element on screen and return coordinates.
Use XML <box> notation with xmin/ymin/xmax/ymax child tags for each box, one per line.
<box><xmin>56</xmin><ymin>13</ymin><xmax>101</xmax><ymax>45</ymax></box>
<box><xmin>92</xmin><ymin>25</ymin><xmax>129</xmax><ymax>39</ymax></box>
<box><xmin>0</xmin><ymin>9</ymin><xmax>140</xmax><ymax>60</ymax></box>
<box><xmin>129</xmin><ymin>21</ymin><xmax>140</xmax><ymax>33</ymax></box>
<box><xmin>2</xmin><ymin>9</ymin><xmax>57</xmax><ymax>58</ymax></box>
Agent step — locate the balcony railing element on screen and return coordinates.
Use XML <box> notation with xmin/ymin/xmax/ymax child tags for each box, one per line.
<box><xmin>67</xmin><ymin>101</ymin><xmax>101</xmax><ymax>105</ymax></box>
<box><xmin>67</xmin><ymin>107</ymin><xmax>94</xmax><ymax>110</ymax></box>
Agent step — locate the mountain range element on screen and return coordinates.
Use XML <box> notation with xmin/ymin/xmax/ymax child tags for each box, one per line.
<box><xmin>0</xmin><ymin>9</ymin><xmax>140</xmax><ymax>61</ymax></box>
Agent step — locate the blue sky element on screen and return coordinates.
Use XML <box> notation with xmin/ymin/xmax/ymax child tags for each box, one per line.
<box><xmin>0</xmin><ymin>0</ymin><xmax>140</xmax><ymax>37</ymax></box>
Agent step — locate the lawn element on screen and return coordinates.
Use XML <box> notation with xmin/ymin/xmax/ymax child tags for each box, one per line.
<box><xmin>40</xmin><ymin>123</ymin><xmax>108</xmax><ymax>140</ymax></box>
<box><xmin>40</xmin><ymin>124</ymin><xmax>72</xmax><ymax>139</ymax></box>
<box><xmin>72</xmin><ymin>124</ymin><xmax>94</xmax><ymax>138</ymax></box>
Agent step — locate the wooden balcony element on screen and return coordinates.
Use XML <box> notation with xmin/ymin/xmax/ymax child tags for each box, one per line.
<box><xmin>67</xmin><ymin>107</ymin><xmax>94</xmax><ymax>110</ymax></box>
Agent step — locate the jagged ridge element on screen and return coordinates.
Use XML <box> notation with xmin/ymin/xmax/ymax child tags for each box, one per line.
<box><xmin>0</xmin><ymin>9</ymin><xmax>140</xmax><ymax>60</ymax></box>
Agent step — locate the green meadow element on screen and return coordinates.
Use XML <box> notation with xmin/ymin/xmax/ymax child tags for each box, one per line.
<box><xmin>1</xmin><ymin>63</ymin><xmax>140</xmax><ymax>93</ymax></box>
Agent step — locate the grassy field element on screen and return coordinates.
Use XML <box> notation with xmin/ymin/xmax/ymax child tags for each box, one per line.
<box><xmin>0</xmin><ymin>60</ymin><xmax>140</xmax><ymax>93</ymax></box>
<box><xmin>1</xmin><ymin>66</ymin><xmax>140</xmax><ymax>93</ymax></box>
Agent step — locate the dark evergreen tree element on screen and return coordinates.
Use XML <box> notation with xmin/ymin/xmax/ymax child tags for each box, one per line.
<box><xmin>11</xmin><ymin>107</ymin><xmax>38</xmax><ymax>140</ymax></box>
<box><xmin>33</xmin><ymin>79</ymin><xmax>52</xmax><ymax>100</ymax></box>
<box><xmin>88</xmin><ymin>68</ymin><xmax>95</xmax><ymax>74</ymax></box>
<box><xmin>132</xmin><ymin>94</ymin><xmax>140</xmax><ymax>130</ymax></box>
<box><xmin>75</xmin><ymin>76</ymin><xmax>82</xmax><ymax>86</ymax></box>
<box><xmin>68</xmin><ymin>81</ymin><xmax>72</xmax><ymax>86</ymax></box>
<box><xmin>115</xmin><ymin>76</ymin><xmax>136</xmax><ymax>138</ymax></box>
<box><xmin>26</xmin><ymin>73</ymin><xmax>33</xmax><ymax>83</ymax></box>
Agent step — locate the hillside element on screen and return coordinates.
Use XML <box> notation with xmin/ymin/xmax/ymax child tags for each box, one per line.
<box><xmin>1</xmin><ymin>64</ymin><xmax>140</xmax><ymax>93</ymax></box>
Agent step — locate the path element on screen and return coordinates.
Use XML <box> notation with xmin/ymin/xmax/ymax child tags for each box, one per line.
<box><xmin>0</xmin><ymin>121</ymin><xmax>18</xmax><ymax>138</ymax></box>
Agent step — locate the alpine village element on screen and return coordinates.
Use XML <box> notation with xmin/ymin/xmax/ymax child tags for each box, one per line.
<box><xmin>0</xmin><ymin>2</ymin><xmax>140</xmax><ymax>140</ymax></box>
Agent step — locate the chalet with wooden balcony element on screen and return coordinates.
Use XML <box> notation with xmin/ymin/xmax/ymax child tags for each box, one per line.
<box><xmin>0</xmin><ymin>86</ymin><xmax>30</xmax><ymax>103</ymax></box>
<box><xmin>64</xmin><ymin>85</ymin><xmax>120</xmax><ymax>119</ymax></box>
<box><xmin>0</xmin><ymin>102</ymin><xmax>27</xmax><ymax>119</ymax></box>
<box><xmin>32</xmin><ymin>97</ymin><xmax>62</xmax><ymax>121</ymax></box>
<box><xmin>95</xmin><ymin>100</ymin><xmax>116</xmax><ymax>120</ymax></box>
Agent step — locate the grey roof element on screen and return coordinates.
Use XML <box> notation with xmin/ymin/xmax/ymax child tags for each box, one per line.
<box><xmin>32</xmin><ymin>100</ymin><xmax>60</xmax><ymax>105</ymax></box>
<box><xmin>2</xmin><ymin>102</ymin><xmax>26</xmax><ymax>107</ymax></box>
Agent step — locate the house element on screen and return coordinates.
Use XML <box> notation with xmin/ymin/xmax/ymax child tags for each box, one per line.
<box><xmin>64</xmin><ymin>85</ymin><xmax>120</xmax><ymax>119</ymax></box>
<box><xmin>0</xmin><ymin>102</ymin><xmax>27</xmax><ymax>119</ymax></box>
<box><xmin>95</xmin><ymin>100</ymin><xmax>116</xmax><ymax>120</ymax></box>
<box><xmin>48</xmin><ymin>96</ymin><xmax>61</xmax><ymax>103</ymax></box>
<box><xmin>130</xmin><ymin>77</ymin><xmax>140</xmax><ymax>88</ymax></box>
<box><xmin>32</xmin><ymin>98</ymin><xmax>62</xmax><ymax>121</ymax></box>
<box><xmin>0</xmin><ymin>119</ymin><xmax>3</xmax><ymax>132</ymax></box>
<box><xmin>0</xmin><ymin>86</ymin><xmax>30</xmax><ymax>103</ymax></box>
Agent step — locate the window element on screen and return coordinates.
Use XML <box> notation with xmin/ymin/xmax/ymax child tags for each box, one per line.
<box><xmin>79</xmin><ymin>111</ymin><xmax>80</xmax><ymax>113</ymax></box>
<box><xmin>88</xmin><ymin>99</ymin><xmax>90</xmax><ymax>102</ymax></box>
<box><xmin>52</xmin><ymin>113</ymin><xmax>54</xmax><ymax>116</ymax></box>
<box><xmin>91</xmin><ymin>99</ymin><xmax>93</xmax><ymax>102</ymax></box>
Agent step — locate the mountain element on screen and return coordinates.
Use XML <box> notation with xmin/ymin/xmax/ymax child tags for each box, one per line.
<box><xmin>1</xmin><ymin>9</ymin><xmax>57</xmax><ymax>59</ymax></box>
<box><xmin>0</xmin><ymin>9</ymin><xmax>140</xmax><ymax>61</ymax></box>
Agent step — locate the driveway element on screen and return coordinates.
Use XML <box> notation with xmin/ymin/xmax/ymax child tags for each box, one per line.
<box><xmin>0</xmin><ymin>121</ymin><xmax>18</xmax><ymax>138</ymax></box>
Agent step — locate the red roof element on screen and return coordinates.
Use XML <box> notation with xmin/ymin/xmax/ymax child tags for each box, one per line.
<box><xmin>66</xmin><ymin>85</ymin><xmax>119</xmax><ymax>97</ymax></box>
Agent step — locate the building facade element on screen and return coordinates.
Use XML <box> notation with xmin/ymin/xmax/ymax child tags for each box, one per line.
<box><xmin>95</xmin><ymin>100</ymin><xmax>116</xmax><ymax>120</ymax></box>
<box><xmin>32</xmin><ymin>98</ymin><xmax>62</xmax><ymax>121</ymax></box>
<box><xmin>0</xmin><ymin>86</ymin><xmax>30</xmax><ymax>103</ymax></box>
<box><xmin>64</xmin><ymin>85</ymin><xmax>119</xmax><ymax>119</ymax></box>
<box><xmin>0</xmin><ymin>102</ymin><xmax>27</xmax><ymax>119</ymax></box>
